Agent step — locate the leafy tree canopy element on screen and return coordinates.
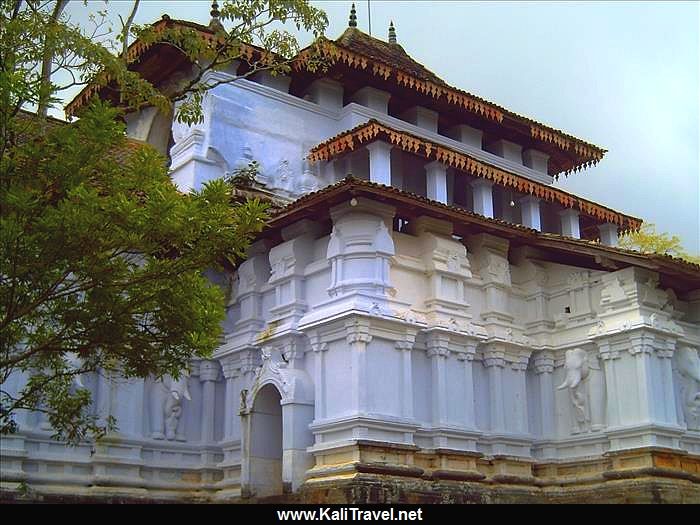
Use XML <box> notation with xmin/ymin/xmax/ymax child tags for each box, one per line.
<box><xmin>619</xmin><ymin>223</ymin><xmax>700</xmax><ymax>265</ymax></box>
<box><xmin>1</xmin><ymin>0</ymin><xmax>328</xmax><ymax>442</ymax></box>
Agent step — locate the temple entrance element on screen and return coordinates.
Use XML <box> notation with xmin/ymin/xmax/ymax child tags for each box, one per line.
<box><xmin>248</xmin><ymin>384</ymin><xmax>283</xmax><ymax>497</ymax></box>
<box><xmin>241</xmin><ymin>365</ymin><xmax>316</xmax><ymax>498</ymax></box>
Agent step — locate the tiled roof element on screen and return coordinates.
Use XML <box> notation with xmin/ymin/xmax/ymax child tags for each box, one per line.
<box><xmin>266</xmin><ymin>176</ymin><xmax>700</xmax><ymax>289</ymax></box>
<box><xmin>66</xmin><ymin>17</ymin><xmax>605</xmax><ymax>177</ymax></box>
<box><xmin>335</xmin><ymin>28</ymin><xmax>450</xmax><ymax>89</ymax></box>
<box><xmin>307</xmin><ymin>119</ymin><xmax>641</xmax><ymax>233</ymax></box>
<box><xmin>294</xmin><ymin>28</ymin><xmax>606</xmax><ymax>175</ymax></box>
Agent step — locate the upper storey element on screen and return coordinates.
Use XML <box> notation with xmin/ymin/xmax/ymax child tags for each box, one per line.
<box><xmin>64</xmin><ymin>10</ymin><xmax>636</xmax><ymax>243</ymax></box>
<box><xmin>292</xmin><ymin>25</ymin><xmax>606</xmax><ymax>178</ymax></box>
<box><xmin>66</xmin><ymin>12</ymin><xmax>605</xmax><ymax>180</ymax></box>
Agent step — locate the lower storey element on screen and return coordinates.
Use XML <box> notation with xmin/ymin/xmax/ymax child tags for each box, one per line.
<box><xmin>2</xmin><ymin>444</ymin><xmax>699</xmax><ymax>503</ymax></box>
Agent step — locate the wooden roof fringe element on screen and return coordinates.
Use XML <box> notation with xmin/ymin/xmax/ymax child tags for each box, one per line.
<box><xmin>66</xmin><ymin>17</ymin><xmax>606</xmax><ymax>175</ymax></box>
<box><xmin>65</xmin><ymin>16</ymin><xmax>275</xmax><ymax>117</ymax></box>
<box><xmin>294</xmin><ymin>28</ymin><xmax>607</xmax><ymax>174</ymax></box>
<box><xmin>266</xmin><ymin>176</ymin><xmax>699</xmax><ymax>291</ymax></box>
<box><xmin>307</xmin><ymin>119</ymin><xmax>641</xmax><ymax>233</ymax></box>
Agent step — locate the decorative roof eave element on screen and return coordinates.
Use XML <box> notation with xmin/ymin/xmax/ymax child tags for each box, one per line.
<box><xmin>308</xmin><ymin>120</ymin><xmax>640</xmax><ymax>233</ymax></box>
<box><xmin>293</xmin><ymin>36</ymin><xmax>606</xmax><ymax>175</ymax></box>
<box><xmin>265</xmin><ymin>177</ymin><xmax>700</xmax><ymax>290</ymax></box>
<box><xmin>65</xmin><ymin>17</ymin><xmax>276</xmax><ymax>117</ymax></box>
<box><xmin>66</xmin><ymin>17</ymin><xmax>606</xmax><ymax>175</ymax></box>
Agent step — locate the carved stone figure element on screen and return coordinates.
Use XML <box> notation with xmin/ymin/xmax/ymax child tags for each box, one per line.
<box><xmin>676</xmin><ymin>346</ymin><xmax>700</xmax><ymax>429</ymax></box>
<box><xmin>64</xmin><ymin>352</ymin><xmax>86</xmax><ymax>390</ymax></box>
<box><xmin>558</xmin><ymin>348</ymin><xmax>591</xmax><ymax>434</ymax></box>
<box><xmin>240</xmin><ymin>389</ymin><xmax>249</xmax><ymax>412</ymax></box>
<box><xmin>153</xmin><ymin>373</ymin><xmax>191</xmax><ymax>441</ymax></box>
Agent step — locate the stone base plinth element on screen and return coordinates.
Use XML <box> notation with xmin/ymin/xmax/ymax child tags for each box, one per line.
<box><xmin>3</xmin><ymin>445</ymin><xmax>699</xmax><ymax>503</ymax></box>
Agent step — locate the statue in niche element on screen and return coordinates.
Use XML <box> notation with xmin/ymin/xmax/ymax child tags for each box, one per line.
<box><xmin>676</xmin><ymin>346</ymin><xmax>700</xmax><ymax>429</ymax></box>
<box><xmin>557</xmin><ymin>348</ymin><xmax>591</xmax><ymax>434</ymax></box>
<box><xmin>65</xmin><ymin>352</ymin><xmax>86</xmax><ymax>390</ymax></box>
<box><xmin>152</xmin><ymin>373</ymin><xmax>191</xmax><ymax>441</ymax></box>
<box><xmin>240</xmin><ymin>389</ymin><xmax>248</xmax><ymax>412</ymax></box>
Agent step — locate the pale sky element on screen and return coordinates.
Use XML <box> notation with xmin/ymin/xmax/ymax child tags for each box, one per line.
<box><xmin>62</xmin><ymin>1</ymin><xmax>700</xmax><ymax>255</ymax></box>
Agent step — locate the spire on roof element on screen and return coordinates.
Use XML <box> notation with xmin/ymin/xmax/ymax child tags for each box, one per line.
<box><xmin>209</xmin><ymin>1</ymin><xmax>225</xmax><ymax>33</ymax></box>
<box><xmin>388</xmin><ymin>21</ymin><xmax>397</xmax><ymax>44</ymax></box>
<box><xmin>349</xmin><ymin>3</ymin><xmax>358</xmax><ymax>28</ymax></box>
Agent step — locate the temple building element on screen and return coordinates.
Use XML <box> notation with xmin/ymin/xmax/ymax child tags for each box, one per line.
<box><xmin>2</xmin><ymin>5</ymin><xmax>700</xmax><ymax>503</ymax></box>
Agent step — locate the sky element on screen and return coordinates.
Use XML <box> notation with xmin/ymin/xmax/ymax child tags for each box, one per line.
<box><xmin>62</xmin><ymin>1</ymin><xmax>700</xmax><ymax>255</ymax></box>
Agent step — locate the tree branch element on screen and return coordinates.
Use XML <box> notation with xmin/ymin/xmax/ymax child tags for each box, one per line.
<box><xmin>120</xmin><ymin>0</ymin><xmax>140</xmax><ymax>62</ymax></box>
<box><xmin>38</xmin><ymin>0</ymin><xmax>70</xmax><ymax>118</ymax></box>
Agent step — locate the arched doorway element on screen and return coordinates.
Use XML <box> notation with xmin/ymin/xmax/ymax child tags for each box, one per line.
<box><xmin>248</xmin><ymin>384</ymin><xmax>283</xmax><ymax>497</ymax></box>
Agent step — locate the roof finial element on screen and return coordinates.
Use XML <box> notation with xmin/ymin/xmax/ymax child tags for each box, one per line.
<box><xmin>388</xmin><ymin>20</ymin><xmax>397</xmax><ymax>44</ymax></box>
<box><xmin>209</xmin><ymin>1</ymin><xmax>225</xmax><ymax>32</ymax></box>
<box><xmin>349</xmin><ymin>3</ymin><xmax>358</xmax><ymax>28</ymax></box>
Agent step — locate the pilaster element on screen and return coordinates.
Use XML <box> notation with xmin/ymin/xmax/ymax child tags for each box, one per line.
<box><xmin>424</xmin><ymin>161</ymin><xmax>448</xmax><ymax>204</ymax></box>
<box><xmin>471</xmin><ymin>179</ymin><xmax>494</xmax><ymax>218</ymax></box>
<box><xmin>533</xmin><ymin>353</ymin><xmax>555</xmax><ymax>438</ymax></box>
<box><xmin>346</xmin><ymin>317</ymin><xmax>373</xmax><ymax>415</ymax></box>
<box><xmin>519</xmin><ymin>196</ymin><xmax>542</xmax><ymax>231</ymax></box>
<box><xmin>559</xmin><ymin>208</ymin><xmax>581</xmax><ymax>239</ymax></box>
<box><xmin>199</xmin><ymin>360</ymin><xmax>220</xmax><ymax>443</ymax></box>
<box><xmin>598</xmin><ymin>222</ymin><xmax>619</xmax><ymax>247</ymax></box>
<box><xmin>366</xmin><ymin>142</ymin><xmax>393</xmax><ymax>185</ymax></box>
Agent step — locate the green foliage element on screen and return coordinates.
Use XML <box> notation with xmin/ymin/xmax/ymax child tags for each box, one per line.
<box><xmin>132</xmin><ymin>0</ymin><xmax>329</xmax><ymax>124</ymax></box>
<box><xmin>1</xmin><ymin>0</ymin><xmax>336</xmax><ymax>442</ymax></box>
<box><xmin>619</xmin><ymin>223</ymin><xmax>700</xmax><ymax>265</ymax></box>
<box><xmin>1</xmin><ymin>101</ymin><xmax>269</xmax><ymax>441</ymax></box>
<box><xmin>227</xmin><ymin>160</ymin><xmax>261</xmax><ymax>187</ymax></box>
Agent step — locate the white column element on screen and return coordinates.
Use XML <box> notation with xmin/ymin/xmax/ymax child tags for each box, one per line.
<box><xmin>346</xmin><ymin>320</ymin><xmax>372</xmax><ymax>414</ymax></box>
<box><xmin>250</xmin><ymin>70</ymin><xmax>291</xmax><ymax>93</ymax></box>
<box><xmin>492</xmin><ymin>139</ymin><xmax>523</xmax><ymax>164</ymax></box>
<box><xmin>311</xmin><ymin>341</ymin><xmax>328</xmax><ymax>420</ymax></box>
<box><xmin>396</xmin><ymin>341</ymin><xmax>414</xmax><ymax>419</ymax></box>
<box><xmin>513</xmin><ymin>357</ymin><xmax>530</xmax><ymax>434</ymax></box>
<box><xmin>400</xmin><ymin>106</ymin><xmax>438</xmax><ymax>133</ymax></box>
<box><xmin>483</xmin><ymin>351</ymin><xmax>506</xmax><ymax>432</ymax></box>
<box><xmin>426</xmin><ymin>337</ymin><xmax>449</xmax><ymax>427</ymax></box>
<box><xmin>520</xmin><ymin>196</ymin><xmax>542</xmax><ymax>231</ymax></box>
<box><xmin>221</xmin><ymin>360</ymin><xmax>241</xmax><ymax>441</ymax></box>
<box><xmin>351</xmin><ymin>86</ymin><xmax>391</xmax><ymax>113</ymax></box>
<box><xmin>457</xmin><ymin>345</ymin><xmax>477</xmax><ymax>429</ymax></box>
<box><xmin>425</xmin><ymin>161</ymin><xmax>448</xmax><ymax>204</ymax></box>
<box><xmin>523</xmin><ymin>149</ymin><xmax>550</xmax><ymax>174</ymax></box>
<box><xmin>597</xmin><ymin>341</ymin><xmax>622</xmax><ymax>428</ymax></box>
<box><xmin>598</xmin><ymin>222</ymin><xmax>618</xmax><ymax>246</ymax></box>
<box><xmin>366</xmin><ymin>142</ymin><xmax>393</xmax><ymax>186</ymax></box>
<box><xmin>305</xmin><ymin>78</ymin><xmax>344</xmax><ymax>110</ymax></box>
<box><xmin>199</xmin><ymin>360</ymin><xmax>220</xmax><ymax>443</ymax></box>
<box><xmin>447</xmin><ymin>124</ymin><xmax>483</xmax><ymax>149</ymax></box>
<box><xmin>559</xmin><ymin>208</ymin><xmax>581</xmax><ymax>238</ymax></box>
<box><xmin>533</xmin><ymin>354</ymin><xmax>555</xmax><ymax>437</ymax></box>
<box><xmin>472</xmin><ymin>179</ymin><xmax>494</xmax><ymax>218</ymax></box>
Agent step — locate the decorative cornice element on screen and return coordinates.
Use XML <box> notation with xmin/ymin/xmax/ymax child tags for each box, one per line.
<box><xmin>483</xmin><ymin>356</ymin><xmax>506</xmax><ymax>368</ymax></box>
<box><xmin>395</xmin><ymin>341</ymin><xmax>414</xmax><ymax>352</ymax></box>
<box><xmin>199</xmin><ymin>360</ymin><xmax>221</xmax><ymax>382</ymax></box>
<box><xmin>295</xmin><ymin>37</ymin><xmax>606</xmax><ymax>174</ymax></box>
<box><xmin>345</xmin><ymin>318</ymin><xmax>372</xmax><ymax>345</ymax></box>
<box><xmin>220</xmin><ymin>356</ymin><xmax>241</xmax><ymax>379</ymax></box>
<box><xmin>311</xmin><ymin>342</ymin><xmax>329</xmax><ymax>353</ymax></box>
<box><xmin>426</xmin><ymin>346</ymin><xmax>450</xmax><ymax>359</ymax></box>
<box><xmin>308</xmin><ymin>120</ymin><xmax>639</xmax><ymax>231</ymax></box>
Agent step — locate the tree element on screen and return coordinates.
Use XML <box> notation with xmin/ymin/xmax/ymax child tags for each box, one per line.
<box><xmin>0</xmin><ymin>0</ymin><xmax>328</xmax><ymax>442</ymax></box>
<box><xmin>619</xmin><ymin>223</ymin><xmax>700</xmax><ymax>265</ymax></box>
